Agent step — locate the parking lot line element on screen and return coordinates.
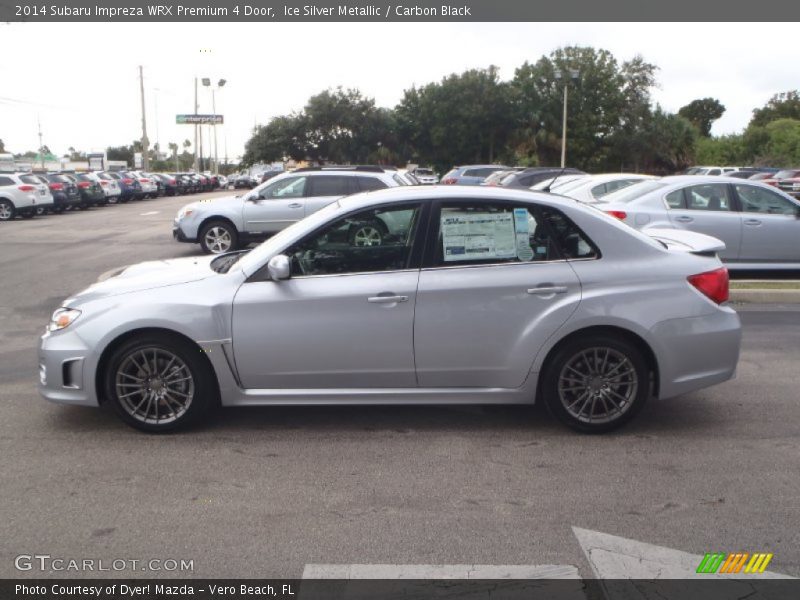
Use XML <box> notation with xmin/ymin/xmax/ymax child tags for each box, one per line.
<box><xmin>140</xmin><ymin>210</ymin><xmax>160</xmax><ymax>216</ymax></box>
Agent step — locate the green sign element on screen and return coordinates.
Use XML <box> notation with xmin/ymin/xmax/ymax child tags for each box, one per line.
<box><xmin>176</xmin><ymin>114</ymin><xmax>223</xmax><ymax>125</ymax></box>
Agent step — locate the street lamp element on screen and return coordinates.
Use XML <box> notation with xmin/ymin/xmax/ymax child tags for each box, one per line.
<box><xmin>202</xmin><ymin>77</ymin><xmax>227</xmax><ymax>174</ymax></box>
<box><xmin>553</xmin><ymin>69</ymin><xmax>580</xmax><ymax>168</ymax></box>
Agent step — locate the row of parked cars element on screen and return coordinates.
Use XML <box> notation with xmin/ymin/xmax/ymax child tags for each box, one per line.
<box><xmin>172</xmin><ymin>162</ymin><xmax>800</xmax><ymax>270</ymax></box>
<box><xmin>0</xmin><ymin>170</ymin><xmax>226</xmax><ymax>221</ymax></box>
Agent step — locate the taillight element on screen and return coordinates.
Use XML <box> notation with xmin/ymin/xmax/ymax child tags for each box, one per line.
<box><xmin>169</xmin><ymin>179</ymin><xmax>176</xmax><ymax>185</ymax></box>
<box><xmin>49</xmin><ymin>183</ymin><xmax>64</xmax><ymax>191</ymax></box>
<box><xmin>442</xmin><ymin>178</ymin><xmax>457</xmax><ymax>185</ymax></box>
<box><xmin>77</xmin><ymin>181</ymin><xmax>91</xmax><ymax>189</ymax></box>
<box><xmin>605</xmin><ymin>210</ymin><xmax>627</xmax><ymax>220</ymax></box>
<box><xmin>141</xmin><ymin>178</ymin><xmax>150</xmax><ymax>183</ymax></box>
<box><xmin>122</xmin><ymin>178</ymin><xmax>133</xmax><ymax>184</ymax></box>
<box><xmin>688</xmin><ymin>267</ymin><xmax>729</xmax><ymax>304</ymax></box>
<box><xmin>18</xmin><ymin>185</ymin><xmax>36</xmax><ymax>192</ymax></box>
<box><xmin>99</xmin><ymin>180</ymin><xmax>108</xmax><ymax>186</ymax></box>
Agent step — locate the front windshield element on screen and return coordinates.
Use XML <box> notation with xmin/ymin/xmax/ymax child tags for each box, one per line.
<box><xmin>598</xmin><ymin>179</ymin><xmax>666</xmax><ymax>203</ymax></box>
<box><xmin>235</xmin><ymin>200</ymin><xmax>346</xmax><ymax>275</ymax></box>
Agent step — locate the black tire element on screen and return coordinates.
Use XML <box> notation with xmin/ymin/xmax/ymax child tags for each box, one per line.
<box><xmin>541</xmin><ymin>334</ymin><xmax>649</xmax><ymax>433</ymax></box>
<box><xmin>348</xmin><ymin>219</ymin><xmax>387</xmax><ymax>247</ymax></box>
<box><xmin>0</xmin><ymin>199</ymin><xmax>16</xmax><ymax>221</ymax></box>
<box><xmin>20</xmin><ymin>210</ymin><xmax>35</xmax><ymax>219</ymax></box>
<box><xmin>104</xmin><ymin>333</ymin><xmax>217</xmax><ymax>433</ymax></box>
<box><xmin>199</xmin><ymin>220</ymin><xmax>239</xmax><ymax>254</ymax></box>
<box><xmin>78</xmin><ymin>203</ymin><xmax>90</xmax><ymax>211</ymax></box>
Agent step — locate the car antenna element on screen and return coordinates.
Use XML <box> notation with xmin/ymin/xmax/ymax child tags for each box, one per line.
<box><xmin>543</xmin><ymin>166</ymin><xmax>568</xmax><ymax>193</ymax></box>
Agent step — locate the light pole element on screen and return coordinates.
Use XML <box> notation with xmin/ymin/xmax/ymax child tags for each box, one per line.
<box><xmin>553</xmin><ymin>68</ymin><xmax>579</xmax><ymax>168</ymax></box>
<box><xmin>202</xmin><ymin>77</ymin><xmax>226</xmax><ymax>174</ymax></box>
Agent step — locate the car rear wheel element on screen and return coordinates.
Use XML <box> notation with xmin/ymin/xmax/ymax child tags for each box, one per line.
<box><xmin>200</xmin><ymin>221</ymin><xmax>239</xmax><ymax>254</ymax></box>
<box><xmin>541</xmin><ymin>334</ymin><xmax>649</xmax><ymax>433</ymax></box>
<box><xmin>0</xmin><ymin>200</ymin><xmax>16</xmax><ymax>221</ymax></box>
<box><xmin>104</xmin><ymin>334</ymin><xmax>217</xmax><ymax>433</ymax></box>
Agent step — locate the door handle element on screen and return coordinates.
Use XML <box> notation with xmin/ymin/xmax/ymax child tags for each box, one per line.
<box><xmin>367</xmin><ymin>295</ymin><xmax>408</xmax><ymax>304</ymax></box>
<box><xmin>527</xmin><ymin>286</ymin><xmax>568</xmax><ymax>295</ymax></box>
<box><xmin>288</xmin><ymin>203</ymin><xmax>302</xmax><ymax>209</ymax></box>
<box><xmin>674</xmin><ymin>215</ymin><xmax>693</xmax><ymax>223</ymax></box>
<box><xmin>743</xmin><ymin>219</ymin><xmax>762</xmax><ymax>226</ymax></box>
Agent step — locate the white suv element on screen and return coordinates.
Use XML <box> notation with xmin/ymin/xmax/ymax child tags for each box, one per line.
<box><xmin>0</xmin><ymin>173</ymin><xmax>54</xmax><ymax>221</ymax></box>
<box><xmin>174</xmin><ymin>166</ymin><xmax>405</xmax><ymax>254</ymax></box>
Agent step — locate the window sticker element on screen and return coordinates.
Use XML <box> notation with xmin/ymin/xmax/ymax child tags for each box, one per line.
<box><xmin>441</xmin><ymin>212</ymin><xmax>516</xmax><ymax>262</ymax></box>
<box><xmin>513</xmin><ymin>207</ymin><xmax>535</xmax><ymax>261</ymax></box>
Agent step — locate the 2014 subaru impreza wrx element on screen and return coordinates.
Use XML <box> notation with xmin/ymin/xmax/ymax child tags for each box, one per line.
<box><xmin>38</xmin><ymin>187</ymin><xmax>741</xmax><ymax>433</ymax></box>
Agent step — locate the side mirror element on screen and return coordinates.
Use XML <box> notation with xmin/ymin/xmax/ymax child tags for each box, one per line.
<box><xmin>267</xmin><ymin>255</ymin><xmax>291</xmax><ymax>281</ymax></box>
<box><xmin>245</xmin><ymin>193</ymin><xmax>259</xmax><ymax>203</ymax></box>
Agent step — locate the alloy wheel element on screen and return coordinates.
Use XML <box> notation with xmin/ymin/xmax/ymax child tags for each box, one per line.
<box><xmin>204</xmin><ymin>226</ymin><xmax>233</xmax><ymax>253</ymax></box>
<box><xmin>352</xmin><ymin>226</ymin><xmax>382</xmax><ymax>247</ymax></box>
<box><xmin>0</xmin><ymin>202</ymin><xmax>13</xmax><ymax>221</ymax></box>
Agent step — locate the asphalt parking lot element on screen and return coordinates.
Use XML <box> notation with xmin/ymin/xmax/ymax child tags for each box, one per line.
<box><xmin>0</xmin><ymin>192</ymin><xmax>798</xmax><ymax>580</ymax></box>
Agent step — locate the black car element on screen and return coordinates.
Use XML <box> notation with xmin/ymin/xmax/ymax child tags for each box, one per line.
<box><xmin>40</xmin><ymin>174</ymin><xmax>82</xmax><ymax>212</ymax></box>
<box><xmin>152</xmin><ymin>173</ymin><xmax>181</xmax><ymax>196</ymax></box>
<box><xmin>103</xmin><ymin>171</ymin><xmax>141</xmax><ymax>202</ymax></box>
<box><xmin>68</xmin><ymin>173</ymin><xmax>106</xmax><ymax>207</ymax></box>
<box><xmin>498</xmin><ymin>167</ymin><xmax>586</xmax><ymax>189</ymax></box>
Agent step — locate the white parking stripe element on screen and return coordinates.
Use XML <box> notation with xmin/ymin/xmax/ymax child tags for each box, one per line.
<box><xmin>302</xmin><ymin>563</ymin><xmax>580</xmax><ymax>579</ymax></box>
<box><xmin>140</xmin><ymin>211</ymin><xmax>160</xmax><ymax>216</ymax></box>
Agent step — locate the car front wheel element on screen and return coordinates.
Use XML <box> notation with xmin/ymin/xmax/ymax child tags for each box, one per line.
<box><xmin>200</xmin><ymin>221</ymin><xmax>239</xmax><ymax>254</ymax></box>
<box><xmin>104</xmin><ymin>334</ymin><xmax>216</xmax><ymax>432</ymax></box>
<box><xmin>541</xmin><ymin>334</ymin><xmax>649</xmax><ymax>433</ymax></box>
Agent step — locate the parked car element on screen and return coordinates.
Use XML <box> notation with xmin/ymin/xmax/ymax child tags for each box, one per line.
<box><xmin>151</xmin><ymin>174</ymin><xmax>180</xmax><ymax>196</ymax></box>
<box><xmin>530</xmin><ymin>174</ymin><xmax>589</xmax><ymax>191</ymax></box>
<box><xmin>67</xmin><ymin>173</ymin><xmax>106</xmax><ymax>207</ymax></box>
<box><xmin>0</xmin><ymin>173</ymin><xmax>52</xmax><ymax>220</ymax></box>
<box><xmin>42</xmin><ymin>174</ymin><xmax>83</xmax><ymax>211</ymax></box>
<box><xmin>598</xmin><ymin>175</ymin><xmax>800</xmax><ymax>269</ymax></box>
<box><xmin>412</xmin><ymin>168</ymin><xmax>439</xmax><ymax>185</ymax></box>
<box><xmin>40</xmin><ymin>186</ymin><xmax>741</xmax><ymax>433</ymax></box>
<box><xmin>126</xmin><ymin>171</ymin><xmax>158</xmax><ymax>199</ymax></box>
<box><xmin>499</xmin><ymin>167</ymin><xmax>587</xmax><ymax>189</ymax></box>
<box><xmin>760</xmin><ymin>169</ymin><xmax>800</xmax><ymax>189</ymax></box>
<box><xmin>548</xmin><ymin>173</ymin><xmax>657</xmax><ymax>203</ymax></box>
<box><xmin>441</xmin><ymin>165</ymin><xmax>510</xmax><ymax>185</ymax></box>
<box><xmin>173</xmin><ymin>166</ymin><xmax>404</xmax><ymax>254</ymax></box>
<box><xmin>103</xmin><ymin>171</ymin><xmax>141</xmax><ymax>202</ymax></box>
<box><xmin>84</xmin><ymin>172</ymin><xmax>121</xmax><ymax>204</ymax></box>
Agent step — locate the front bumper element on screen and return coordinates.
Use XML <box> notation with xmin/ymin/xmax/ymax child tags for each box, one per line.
<box><xmin>38</xmin><ymin>328</ymin><xmax>98</xmax><ymax>406</ymax></box>
<box><xmin>173</xmin><ymin>221</ymin><xmax>197</xmax><ymax>243</ymax></box>
<box><xmin>651</xmin><ymin>306</ymin><xmax>741</xmax><ymax>399</ymax></box>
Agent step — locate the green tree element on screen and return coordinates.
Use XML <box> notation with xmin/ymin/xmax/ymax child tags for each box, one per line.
<box><xmin>750</xmin><ymin>91</ymin><xmax>800</xmax><ymax>128</ymax></box>
<box><xmin>513</xmin><ymin>47</ymin><xmax>658</xmax><ymax>171</ymax></box>
<box><xmin>760</xmin><ymin>119</ymin><xmax>800</xmax><ymax>166</ymax></box>
<box><xmin>678</xmin><ymin>98</ymin><xmax>726</xmax><ymax>137</ymax></box>
<box><xmin>695</xmin><ymin>133</ymin><xmax>746</xmax><ymax>165</ymax></box>
<box><xmin>639</xmin><ymin>108</ymin><xmax>697</xmax><ymax>173</ymax></box>
<box><xmin>106</xmin><ymin>145</ymin><xmax>134</xmax><ymax>164</ymax></box>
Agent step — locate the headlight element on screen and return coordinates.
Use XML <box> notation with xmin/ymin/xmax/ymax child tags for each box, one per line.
<box><xmin>48</xmin><ymin>308</ymin><xmax>81</xmax><ymax>332</ymax></box>
<box><xmin>176</xmin><ymin>206</ymin><xmax>194</xmax><ymax>219</ymax></box>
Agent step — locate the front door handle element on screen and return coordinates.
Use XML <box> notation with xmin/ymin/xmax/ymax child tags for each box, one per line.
<box><xmin>674</xmin><ymin>215</ymin><xmax>693</xmax><ymax>223</ymax></box>
<box><xmin>288</xmin><ymin>202</ymin><xmax>303</xmax><ymax>209</ymax></box>
<box><xmin>744</xmin><ymin>219</ymin><xmax>762</xmax><ymax>226</ymax></box>
<box><xmin>367</xmin><ymin>295</ymin><xmax>409</xmax><ymax>304</ymax></box>
<box><xmin>527</xmin><ymin>286</ymin><xmax>568</xmax><ymax>295</ymax></box>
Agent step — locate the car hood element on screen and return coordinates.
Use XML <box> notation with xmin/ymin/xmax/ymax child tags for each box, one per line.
<box><xmin>64</xmin><ymin>255</ymin><xmax>217</xmax><ymax>305</ymax></box>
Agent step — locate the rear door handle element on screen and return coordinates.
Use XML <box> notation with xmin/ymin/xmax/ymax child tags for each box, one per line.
<box><xmin>527</xmin><ymin>286</ymin><xmax>568</xmax><ymax>295</ymax></box>
<box><xmin>368</xmin><ymin>295</ymin><xmax>409</xmax><ymax>304</ymax></box>
<box><xmin>674</xmin><ymin>215</ymin><xmax>693</xmax><ymax>223</ymax></box>
<box><xmin>744</xmin><ymin>219</ymin><xmax>762</xmax><ymax>226</ymax></box>
<box><xmin>288</xmin><ymin>202</ymin><xmax>303</xmax><ymax>209</ymax></box>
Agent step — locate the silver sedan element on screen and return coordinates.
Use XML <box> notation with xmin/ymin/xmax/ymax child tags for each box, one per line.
<box><xmin>598</xmin><ymin>175</ymin><xmax>800</xmax><ymax>269</ymax></box>
<box><xmin>39</xmin><ymin>187</ymin><xmax>741</xmax><ymax>433</ymax></box>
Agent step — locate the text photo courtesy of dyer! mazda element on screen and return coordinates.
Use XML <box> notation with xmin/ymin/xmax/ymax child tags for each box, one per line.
<box><xmin>40</xmin><ymin>187</ymin><xmax>741</xmax><ymax>433</ymax></box>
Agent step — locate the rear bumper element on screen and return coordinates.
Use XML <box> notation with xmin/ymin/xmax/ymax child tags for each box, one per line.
<box><xmin>651</xmin><ymin>306</ymin><xmax>741</xmax><ymax>399</ymax></box>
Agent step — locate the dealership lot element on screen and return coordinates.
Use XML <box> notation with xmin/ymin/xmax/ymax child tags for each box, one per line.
<box><xmin>0</xmin><ymin>193</ymin><xmax>798</xmax><ymax>579</ymax></box>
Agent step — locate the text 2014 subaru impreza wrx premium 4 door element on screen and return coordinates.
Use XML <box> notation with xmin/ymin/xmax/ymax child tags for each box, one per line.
<box><xmin>39</xmin><ymin>187</ymin><xmax>741</xmax><ymax>433</ymax></box>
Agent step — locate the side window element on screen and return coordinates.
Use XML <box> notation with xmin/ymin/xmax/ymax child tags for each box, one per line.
<box><xmin>665</xmin><ymin>189</ymin><xmax>686</xmax><ymax>209</ymax></box>
<box><xmin>307</xmin><ymin>176</ymin><xmax>353</xmax><ymax>197</ymax></box>
<box><xmin>260</xmin><ymin>176</ymin><xmax>307</xmax><ymax>199</ymax></box>
<box><xmin>590</xmin><ymin>183</ymin><xmax>608</xmax><ymax>197</ymax></box>
<box><xmin>286</xmin><ymin>203</ymin><xmax>422</xmax><ymax>277</ymax></box>
<box><xmin>539</xmin><ymin>207</ymin><xmax>599</xmax><ymax>260</ymax></box>
<box><xmin>707</xmin><ymin>169</ymin><xmax>721</xmax><ymax>176</ymax></box>
<box><xmin>356</xmin><ymin>176</ymin><xmax>388</xmax><ymax>192</ymax></box>
<box><xmin>735</xmin><ymin>184</ymin><xmax>798</xmax><ymax>215</ymax></box>
<box><xmin>0</xmin><ymin>176</ymin><xmax>14</xmax><ymax>186</ymax></box>
<box><xmin>685</xmin><ymin>184</ymin><xmax>733</xmax><ymax>211</ymax></box>
<box><xmin>434</xmin><ymin>203</ymin><xmax>562</xmax><ymax>267</ymax></box>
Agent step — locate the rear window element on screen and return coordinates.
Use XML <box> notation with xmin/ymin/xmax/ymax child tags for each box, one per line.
<box><xmin>47</xmin><ymin>175</ymin><xmax>72</xmax><ymax>183</ymax></box>
<box><xmin>774</xmin><ymin>170</ymin><xmax>800</xmax><ymax>179</ymax></box>
<box><xmin>357</xmin><ymin>176</ymin><xmax>388</xmax><ymax>192</ymax></box>
<box><xmin>463</xmin><ymin>168</ymin><xmax>498</xmax><ymax>178</ymax></box>
<box><xmin>20</xmin><ymin>175</ymin><xmax>41</xmax><ymax>185</ymax></box>
<box><xmin>392</xmin><ymin>174</ymin><xmax>408</xmax><ymax>186</ymax></box>
<box><xmin>603</xmin><ymin>180</ymin><xmax>667</xmax><ymax>204</ymax></box>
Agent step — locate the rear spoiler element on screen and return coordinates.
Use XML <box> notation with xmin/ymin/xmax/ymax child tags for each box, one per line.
<box><xmin>643</xmin><ymin>228</ymin><xmax>725</xmax><ymax>255</ymax></box>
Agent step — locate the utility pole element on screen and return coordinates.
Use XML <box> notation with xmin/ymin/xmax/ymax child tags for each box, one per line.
<box><xmin>139</xmin><ymin>65</ymin><xmax>149</xmax><ymax>171</ymax></box>
<box><xmin>561</xmin><ymin>83</ymin><xmax>568</xmax><ymax>168</ymax></box>
<box><xmin>212</xmin><ymin>89</ymin><xmax>218</xmax><ymax>174</ymax></box>
<box><xmin>37</xmin><ymin>115</ymin><xmax>45</xmax><ymax>169</ymax></box>
<box><xmin>193</xmin><ymin>77</ymin><xmax>199</xmax><ymax>171</ymax></box>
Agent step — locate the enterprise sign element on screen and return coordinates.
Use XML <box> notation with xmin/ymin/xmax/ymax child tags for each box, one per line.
<box><xmin>176</xmin><ymin>114</ymin><xmax>223</xmax><ymax>124</ymax></box>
